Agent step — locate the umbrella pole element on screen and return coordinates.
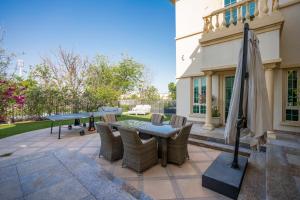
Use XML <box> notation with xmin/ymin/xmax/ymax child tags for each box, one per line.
<box><xmin>202</xmin><ymin>23</ymin><xmax>249</xmax><ymax>199</ymax></box>
<box><xmin>231</xmin><ymin>22</ymin><xmax>249</xmax><ymax>169</ymax></box>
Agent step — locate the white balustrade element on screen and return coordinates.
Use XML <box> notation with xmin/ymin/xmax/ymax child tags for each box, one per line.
<box><xmin>202</xmin><ymin>0</ymin><xmax>278</xmax><ymax>33</ymax></box>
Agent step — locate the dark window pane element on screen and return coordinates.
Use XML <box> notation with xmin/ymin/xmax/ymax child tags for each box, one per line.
<box><xmin>293</xmin><ymin>80</ymin><xmax>297</xmax><ymax>88</ymax></box>
<box><xmin>286</xmin><ymin>109</ymin><xmax>291</xmax><ymax>121</ymax></box>
<box><xmin>286</xmin><ymin>109</ymin><xmax>299</xmax><ymax>121</ymax></box>
<box><xmin>200</xmin><ymin>105</ymin><xmax>206</xmax><ymax>114</ymax></box>
<box><xmin>288</xmin><ymin>80</ymin><xmax>292</xmax><ymax>88</ymax></box>
<box><xmin>193</xmin><ymin>105</ymin><xmax>199</xmax><ymax>113</ymax></box>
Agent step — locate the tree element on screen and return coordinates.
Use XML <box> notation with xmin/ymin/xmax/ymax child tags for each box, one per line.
<box><xmin>85</xmin><ymin>55</ymin><xmax>144</xmax><ymax>109</ymax></box>
<box><xmin>112</xmin><ymin>57</ymin><xmax>144</xmax><ymax>93</ymax></box>
<box><xmin>168</xmin><ymin>82</ymin><xmax>176</xmax><ymax>100</ymax></box>
<box><xmin>31</xmin><ymin>48</ymin><xmax>88</xmax><ymax>113</ymax></box>
<box><xmin>0</xmin><ymin>29</ymin><xmax>16</xmax><ymax>79</ymax></box>
<box><xmin>140</xmin><ymin>85</ymin><xmax>160</xmax><ymax>103</ymax></box>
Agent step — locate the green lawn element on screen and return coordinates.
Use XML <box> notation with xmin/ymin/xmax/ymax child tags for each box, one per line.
<box><xmin>0</xmin><ymin>114</ymin><xmax>170</xmax><ymax>139</ymax></box>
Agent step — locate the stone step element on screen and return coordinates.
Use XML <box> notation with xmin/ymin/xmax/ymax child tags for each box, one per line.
<box><xmin>238</xmin><ymin>151</ymin><xmax>266</xmax><ymax>200</ymax></box>
<box><xmin>190</xmin><ymin>133</ymin><xmax>266</xmax><ymax>152</ymax></box>
<box><xmin>188</xmin><ymin>137</ymin><xmax>251</xmax><ymax>157</ymax></box>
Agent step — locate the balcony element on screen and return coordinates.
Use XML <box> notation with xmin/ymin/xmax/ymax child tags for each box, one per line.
<box><xmin>200</xmin><ymin>0</ymin><xmax>284</xmax><ymax>46</ymax></box>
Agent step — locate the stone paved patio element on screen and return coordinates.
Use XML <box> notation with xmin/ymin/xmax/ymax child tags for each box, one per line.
<box><xmin>0</xmin><ymin>125</ymin><xmax>230</xmax><ymax>200</ymax></box>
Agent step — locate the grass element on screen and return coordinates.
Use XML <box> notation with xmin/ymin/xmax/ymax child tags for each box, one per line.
<box><xmin>0</xmin><ymin>114</ymin><xmax>171</xmax><ymax>139</ymax></box>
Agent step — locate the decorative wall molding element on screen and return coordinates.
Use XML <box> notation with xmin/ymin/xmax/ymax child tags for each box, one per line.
<box><xmin>279</xmin><ymin>0</ymin><xmax>300</xmax><ymax>9</ymax></box>
<box><xmin>176</xmin><ymin>58</ymin><xmax>282</xmax><ymax>79</ymax></box>
<box><xmin>175</xmin><ymin>31</ymin><xmax>203</xmax><ymax>41</ymax></box>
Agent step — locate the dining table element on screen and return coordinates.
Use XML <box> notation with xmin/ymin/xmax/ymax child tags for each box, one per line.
<box><xmin>109</xmin><ymin>120</ymin><xmax>181</xmax><ymax>167</ymax></box>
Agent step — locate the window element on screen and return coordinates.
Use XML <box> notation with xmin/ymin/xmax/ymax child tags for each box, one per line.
<box><xmin>224</xmin><ymin>0</ymin><xmax>237</xmax><ymax>25</ymax></box>
<box><xmin>241</xmin><ymin>1</ymin><xmax>255</xmax><ymax>17</ymax></box>
<box><xmin>286</xmin><ymin>69</ymin><xmax>300</xmax><ymax>122</ymax></box>
<box><xmin>224</xmin><ymin>0</ymin><xmax>256</xmax><ymax>25</ymax></box>
<box><xmin>193</xmin><ymin>77</ymin><xmax>206</xmax><ymax>114</ymax></box>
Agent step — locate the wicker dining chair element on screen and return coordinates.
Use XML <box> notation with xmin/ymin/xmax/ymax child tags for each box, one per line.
<box><xmin>119</xmin><ymin>126</ymin><xmax>158</xmax><ymax>173</ymax></box>
<box><xmin>139</xmin><ymin>113</ymin><xmax>164</xmax><ymax>140</ymax></box>
<box><xmin>151</xmin><ymin>113</ymin><xmax>164</xmax><ymax>124</ymax></box>
<box><xmin>96</xmin><ymin>122</ymin><xmax>123</xmax><ymax>162</ymax></box>
<box><xmin>103</xmin><ymin>114</ymin><xmax>118</xmax><ymax>131</ymax></box>
<box><xmin>103</xmin><ymin>114</ymin><xmax>117</xmax><ymax>123</ymax></box>
<box><xmin>158</xmin><ymin>114</ymin><xmax>188</xmax><ymax>158</ymax></box>
<box><xmin>167</xmin><ymin>123</ymin><xmax>193</xmax><ymax>165</ymax></box>
<box><xmin>169</xmin><ymin>114</ymin><xmax>187</xmax><ymax>127</ymax></box>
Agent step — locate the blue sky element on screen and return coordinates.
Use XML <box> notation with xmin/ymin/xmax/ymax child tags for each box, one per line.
<box><xmin>0</xmin><ymin>0</ymin><xmax>175</xmax><ymax>93</ymax></box>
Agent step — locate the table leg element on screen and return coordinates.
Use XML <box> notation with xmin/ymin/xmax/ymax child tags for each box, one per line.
<box><xmin>50</xmin><ymin>121</ymin><xmax>53</xmax><ymax>134</ymax></box>
<box><xmin>58</xmin><ymin>123</ymin><xmax>61</xmax><ymax>139</ymax></box>
<box><xmin>161</xmin><ymin>138</ymin><xmax>168</xmax><ymax>167</ymax></box>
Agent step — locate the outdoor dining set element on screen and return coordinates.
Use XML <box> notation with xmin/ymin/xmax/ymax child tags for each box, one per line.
<box><xmin>96</xmin><ymin>114</ymin><xmax>193</xmax><ymax>173</ymax></box>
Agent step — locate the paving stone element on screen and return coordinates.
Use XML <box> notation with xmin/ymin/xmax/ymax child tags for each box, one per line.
<box><xmin>20</xmin><ymin>163</ymin><xmax>72</xmax><ymax>195</ymax></box>
<box><xmin>0</xmin><ymin>157</ymin><xmax>19</xmax><ymax>169</ymax></box>
<box><xmin>0</xmin><ymin>175</ymin><xmax>23</xmax><ymax>200</ymax></box>
<box><xmin>24</xmin><ymin>177</ymin><xmax>90</xmax><ymax>200</ymax></box>
<box><xmin>293</xmin><ymin>176</ymin><xmax>300</xmax><ymax>192</ymax></box>
<box><xmin>29</xmin><ymin>141</ymin><xmax>52</xmax><ymax>148</ymax></box>
<box><xmin>0</xmin><ymin>151</ymin><xmax>49</xmax><ymax>169</ymax></box>
<box><xmin>13</xmin><ymin>148</ymin><xmax>40</xmax><ymax>157</ymax></box>
<box><xmin>80</xmin><ymin>195</ymin><xmax>97</xmax><ymax>200</ymax></box>
<box><xmin>143</xmin><ymin>179</ymin><xmax>176</xmax><ymax>199</ymax></box>
<box><xmin>17</xmin><ymin>154</ymin><xmax>60</xmax><ymax>177</ymax></box>
<box><xmin>0</xmin><ymin>165</ymin><xmax>18</xmax><ymax>182</ymax></box>
<box><xmin>287</xmin><ymin>154</ymin><xmax>300</xmax><ymax>166</ymax></box>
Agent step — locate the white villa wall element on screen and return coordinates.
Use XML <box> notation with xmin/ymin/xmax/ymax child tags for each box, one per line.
<box><xmin>176</xmin><ymin>34</ymin><xmax>203</xmax><ymax>78</ymax></box>
<box><xmin>176</xmin><ymin>78</ymin><xmax>191</xmax><ymax>117</ymax></box>
<box><xmin>175</xmin><ymin>0</ymin><xmax>222</xmax><ymax>38</ymax></box>
<box><xmin>176</xmin><ymin>30</ymin><xmax>280</xmax><ymax>78</ymax></box>
<box><xmin>202</xmin><ymin>30</ymin><xmax>280</xmax><ymax>68</ymax></box>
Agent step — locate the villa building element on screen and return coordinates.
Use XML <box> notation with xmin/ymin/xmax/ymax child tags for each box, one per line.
<box><xmin>173</xmin><ymin>0</ymin><xmax>300</xmax><ymax>132</ymax></box>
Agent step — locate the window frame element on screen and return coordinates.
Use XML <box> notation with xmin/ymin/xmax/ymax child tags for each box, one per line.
<box><xmin>192</xmin><ymin>76</ymin><xmax>206</xmax><ymax>115</ymax></box>
<box><xmin>284</xmin><ymin>69</ymin><xmax>300</xmax><ymax>123</ymax></box>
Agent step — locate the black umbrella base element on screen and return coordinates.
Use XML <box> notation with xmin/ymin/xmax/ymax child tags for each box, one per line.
<box><xmin>202</xmin><ymin>152</ymin><xmax>248</xmax><ymax>200</ymax></box>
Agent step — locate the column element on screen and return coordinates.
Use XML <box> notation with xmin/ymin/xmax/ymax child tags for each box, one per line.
<box><xmin>204</xmin><ymin>71</ymin><xmax>214</xmax><ymax>130</ymax></box>
<box><xmin>265</xmin><ymin>67</ymin><xmax>274</xmax><ymax>128</ymax></box>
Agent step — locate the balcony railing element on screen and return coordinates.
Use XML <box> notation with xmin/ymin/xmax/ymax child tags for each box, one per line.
<box><xmin>203</xmin><ymin>0</ymin><xmax>279</xmax><ymax>33</ymax></box>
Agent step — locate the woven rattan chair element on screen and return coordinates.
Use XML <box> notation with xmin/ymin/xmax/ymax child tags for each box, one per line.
<box><xmin>151</xmin><ymin>113</ymin><xmax>164</xmax><ymax>124</ymax></box>
<box><xmin>103</xmin><ymin>114</ymin><xmax>117</xmax><ymax>123</ymax></box>
<box><xmin>139</xmin><ymin>113</ymin><xmax>164</xmax><ymax>140</ymax></box>
<box><xmin>119</xmin><ymin>126</ymin><xmax>158</xmax><ymax>173</ymax></box>
<box><xmin>103</xmin><ymin>114</ymin><xmax>118</xmax><ymax>131</ymax></box>
<box><xmin>96</xmin><ymin>122</ymin><xmax>123</xmax><ymax>162</ymax></box>
<box><xmin>167</xmin><ymin>123</ymin><xmax>193</xmax><ymax>165</ymax></box>
<box><xmin>158</xmin><ymin>115</ymin><xmax>188</xmax><ymax>158</ymax></box>
<box><xmin>169</xmin><ymin>114</ymin><xmax>187</xmax><ymax>127</ymax></box>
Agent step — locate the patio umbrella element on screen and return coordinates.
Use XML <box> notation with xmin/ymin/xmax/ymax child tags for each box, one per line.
<box><xmin>224</xmin><ymin>30</ymin><xmax>272</xmax><ymax>150</ymax></box>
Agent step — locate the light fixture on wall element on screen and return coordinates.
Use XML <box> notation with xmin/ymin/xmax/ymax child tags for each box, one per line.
<box><xmin>181</xmin><ymin>55</ymin><xmax>184</xmax><ymax>61</ymax></box>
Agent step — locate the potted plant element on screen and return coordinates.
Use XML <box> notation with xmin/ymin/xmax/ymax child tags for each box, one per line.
<box><xmin>212</xmin><ymin>106</ymin><xmax>221</xmax><ymax>127</ymax></box>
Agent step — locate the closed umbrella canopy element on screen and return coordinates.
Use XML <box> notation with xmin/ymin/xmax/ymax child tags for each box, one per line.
<box><xmin>224</xmin><ymin>30</ymin><xmax>272</xmax><ymax>149</ymax></box>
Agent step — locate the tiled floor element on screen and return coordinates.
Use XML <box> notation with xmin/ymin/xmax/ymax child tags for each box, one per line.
<box><xmin>266</xmin><ymin>134</ymin><xmax>300</xmax><ymax>200</ymax></box>
<box><xmin>0</xmin><ymin>125</ymin><xmax>230</xmax><ymax>200</ymax></box>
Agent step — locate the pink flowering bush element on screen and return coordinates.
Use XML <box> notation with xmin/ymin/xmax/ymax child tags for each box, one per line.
<box><xmin>0</xmin><ymin>79</ymin><xmax>26</xmax><ymax>122</ymax></box>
